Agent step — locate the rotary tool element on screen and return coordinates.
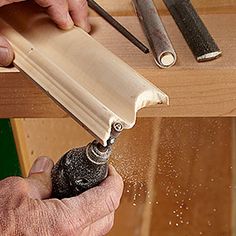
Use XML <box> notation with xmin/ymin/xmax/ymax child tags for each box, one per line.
<box><xmin>51</xmin><ymin>122</ymin><xmax>123</xmax><ymax>199</ymax></box>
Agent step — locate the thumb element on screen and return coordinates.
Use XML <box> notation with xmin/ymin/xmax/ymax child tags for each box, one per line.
<box><xmin>0</xmin><ymin>35</ymin><xmax>14</xmax><ymax>66</ymax></box>
<box><xmin>26</xmin><ymin>157</ymin><xmax>54</xmax><ymax>200</ymax></box>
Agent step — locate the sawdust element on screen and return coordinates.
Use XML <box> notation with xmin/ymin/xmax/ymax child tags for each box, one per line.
<box><xmin>109</xmin><ymin>118</ymin><xmax>233</xmax><ymax>234</ymax></box>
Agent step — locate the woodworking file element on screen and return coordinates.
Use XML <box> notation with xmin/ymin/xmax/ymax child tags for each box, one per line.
<box><xmin>163</xmin><ymin>0</ymin><xmax>222</xmax><ymax>62</ymax></box>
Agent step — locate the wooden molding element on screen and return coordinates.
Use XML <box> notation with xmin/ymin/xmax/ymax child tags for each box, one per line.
<box><xmin>0</xmin><ymin>3</ymin><xmax>168</xmax><ymax>144</ymax></box>
<box><xmin>0</xmin><ymin>67</ymin><xmax>19</xmax><ymax>73</ymax></box>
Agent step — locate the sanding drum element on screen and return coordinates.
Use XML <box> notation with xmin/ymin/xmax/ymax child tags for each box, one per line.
<box><xmin>132</xmin><ymin>0</ymin><xmax>177</xmax><ymax>68</ymax></box>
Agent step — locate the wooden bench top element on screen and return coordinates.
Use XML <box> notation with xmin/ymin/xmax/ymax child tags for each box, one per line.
<box><xmin>0</xmin><ymin>1</ymin><xmax>235</xmax><ymax>118</ymax></box>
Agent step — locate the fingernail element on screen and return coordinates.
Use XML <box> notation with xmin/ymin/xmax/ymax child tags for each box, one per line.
<box><xmin>0</xmin><ymin>46</ymin><xmax>11</xmax><ymax>66</ymax></box>
<box><xmin>30</xmin><ymin>157</ymin><xmax>53</xmax><ymax>174</ymax></box>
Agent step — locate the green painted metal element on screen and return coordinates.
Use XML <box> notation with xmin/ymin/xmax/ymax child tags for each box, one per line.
<box><xmin>0</xmin><ymin>119</ymin><xmax>21</xmax><ymax>180</ymax></box>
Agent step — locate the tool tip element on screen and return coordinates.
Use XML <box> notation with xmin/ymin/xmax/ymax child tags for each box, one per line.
<box><xmin>144</xmin><ymin>47</ymin><xmax>150</xmax><ymax>54</ymax></box>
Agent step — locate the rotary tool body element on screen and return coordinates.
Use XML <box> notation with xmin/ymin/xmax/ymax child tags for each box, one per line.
<box><xmin>51</xmin><ymin>141</ymin><xmax>112</xmax><ymax>199</ymax></box>
<box><xmin>51</xmin><ymin>123</ymin><xmax>123</xmax><ymax>199</ymax></box>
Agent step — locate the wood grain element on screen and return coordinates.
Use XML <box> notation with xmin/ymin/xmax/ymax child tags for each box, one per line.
<box><xmin>149</xmin><ymin>118</ymin><xmax>232</xmax><ymax>236</ymax></box>
<box><xmin>91</xmin><ymin>0</ymin><xmax>236</xmax><ymax>16</ymax></box>
<box><xmin>0</xmin><ymin>13</ymin><xmax>235</xmax><ymax>118</ymax></box>
<box><xmin>232</xmin><ymin>118</ymin><xmax>236</xmax><ymax>236</ymax></box>
<box><xmin>12</xmin><ymin>117</ymin><xmax>233</xmax><ymax>236</ymax></box>
<box><xmin>4</xmin><ymin>0</ymin><xmax>236</xmax><ymax>235</ymax></box>
<box><xmin>0</xmin><ymin>3</ymin><xmax>168</xmax><ymax>143</ymax></box>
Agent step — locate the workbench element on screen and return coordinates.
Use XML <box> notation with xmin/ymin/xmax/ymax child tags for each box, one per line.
<box><xmin>0</xmin><ymin>0</ymin><xmax>235</xmax><ymax>118</ymax></box>
<box><xmin>0</xmin><ymin>1</ymin><xmax>236</xmax><ymax>236</ymax></box>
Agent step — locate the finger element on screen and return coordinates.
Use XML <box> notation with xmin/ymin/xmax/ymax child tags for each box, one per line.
<box><xmin>26</xmin><ymin>156</ymin><xmax>54</xmax><ymax>200</ymax></box>
<box><xmin>0</xmin><ymin>35</ymin><xmax>14</xmax><ymax>66</ymax></box>
<box><xmin>68</xmin><ymin>0</ymin><xmax>91</xmax><ymax>32</ymax></box>
<box><xmin>81</xmin><ymin>212</ymin><xmax>114</xmax><ymax>236</ymax></box>
<box><xmin>35</xmin><ymin>0</ymin><xmax>74</xmax><ymax>30</ymax></box>
<box><xmin>60</xmin><ymin>165</ymin><xmax>123</xmax><ymax>228</ymax></box>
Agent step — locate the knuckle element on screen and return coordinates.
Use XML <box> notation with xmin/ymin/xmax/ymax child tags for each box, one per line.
<box><xmin>58</xmin><ymin>223</ymin><xmax>75</xmax><ymax>235</ymax></box>
<box><xmin>62</xmin><ymin>196</ymin><xmax>93</xmax><ymax>228</ymax></box>
<box><xmin>14</xmin><ymin>179</ymin><xmax>30</xmax><ymax>198</ymax></box>
<box><xmin>0</xmin><ymin>177</ymin><xmax>29</xmax><ymax>208</ymax></box>
<box><xmin>49</xmin><ymin>200</ymin><xmax>78</xmax><ymax>235</ymax></box>
<box><xmin>9</xmin><ymin>177</ymin><xmax>28</xmax><ymax>193</ymax></box>
<box><xmin>1</xmin><ymin>177</ymin><xmax>21</xmax><ymax>191</ymax></box>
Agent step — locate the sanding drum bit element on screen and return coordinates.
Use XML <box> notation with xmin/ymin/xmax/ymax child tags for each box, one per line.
<box><xmin>132</xmin><ymin>0</ymin><xmax>177</xmax><ymax>68</ymax></box>
<box><xmin>51</xmin><ymin>123</ymin><xmax>123</xmax><ymax>199</ymax></box>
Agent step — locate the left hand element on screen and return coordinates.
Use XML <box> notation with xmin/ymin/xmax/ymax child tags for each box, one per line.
<box><xmin>0</xmin><ymin>0</ymin><xmax>91</xmax><ymax>66</ymax></box>
<box><xmin>0</xmin><ymin>0</ymin><xmax>91</xmax><ymax>32</ymax></box>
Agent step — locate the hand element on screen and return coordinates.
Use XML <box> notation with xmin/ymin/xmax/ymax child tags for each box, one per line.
<box><xmin>0</xmin><ymin>36</ymin><xmax>14</xmax><ymax>66</ymax></box>
<box><xmin>0</xmin><ymin>157</ymin><xmax>124</xmax><ymax>235</ymax></box>
<box><xmin>0</xmin><ymin>0</ymin><xmax>91</xmax><ymax>66</ymax></box>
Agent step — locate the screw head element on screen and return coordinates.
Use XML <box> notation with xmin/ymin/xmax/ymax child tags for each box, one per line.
<box><xmin>113</xmin><ymin>122</ymin><xmax>123</xmax><ymax>133</ymax></box>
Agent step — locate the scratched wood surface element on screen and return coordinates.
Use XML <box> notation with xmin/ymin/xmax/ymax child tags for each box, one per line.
<box><xmin>12</xmin><ymin>117</ymin><xmax>233</xmax><ymax>235</ymax></box>
<box><xmin>0</xmin><ymin>1</ymin><xmax>236</xmax><ymax>118</ymax></box>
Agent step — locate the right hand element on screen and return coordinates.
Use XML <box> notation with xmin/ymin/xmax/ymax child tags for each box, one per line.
<box><xmin>0</xmin><ymin>157</ymin><xmax>124</xmax><ymax>235</ymax></box>
<box><xmin>0</xmin><ymin>0</ymin><xmax>91</xmax><ymax>66</ymax></box>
